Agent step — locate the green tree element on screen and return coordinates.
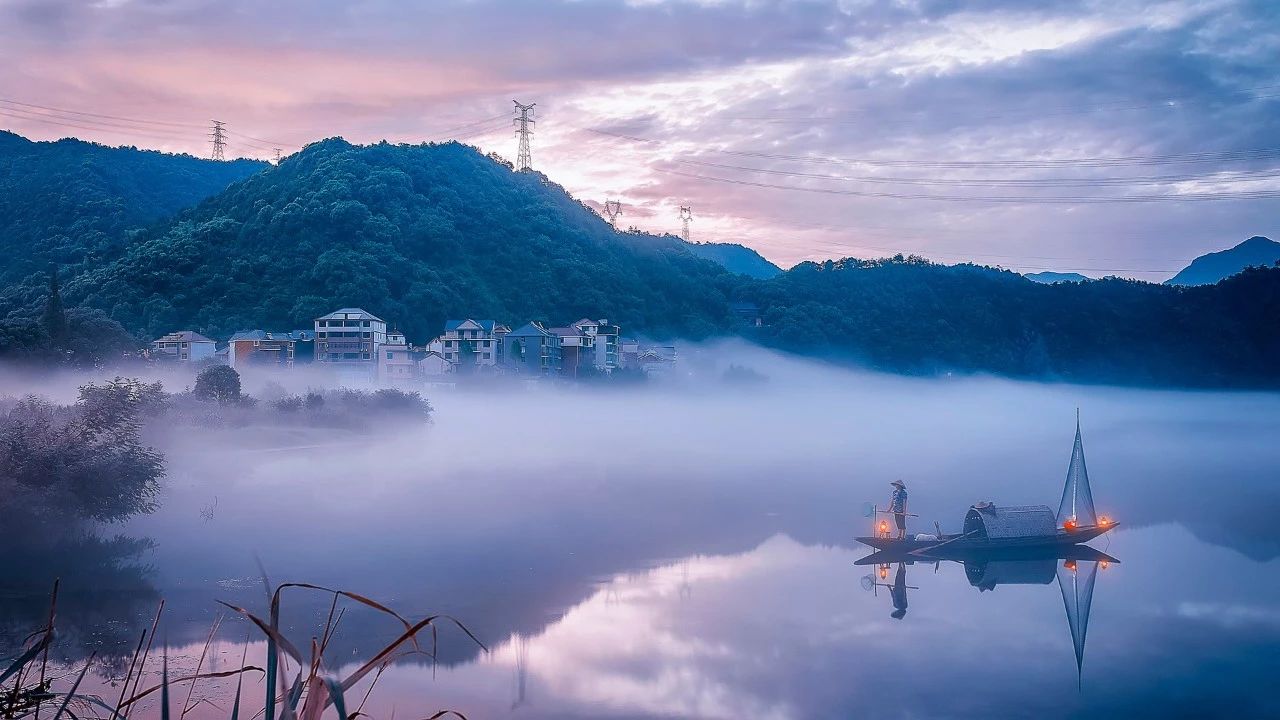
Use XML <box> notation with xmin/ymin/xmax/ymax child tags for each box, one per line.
<box><xmin>193</xmin><ymin>365</ymin><xmax>242</xmax><ymax>404</ymax></box>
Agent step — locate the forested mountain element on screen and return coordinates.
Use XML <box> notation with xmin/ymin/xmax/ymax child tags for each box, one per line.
<box><xmin>686</xmin><ymin>242</ymin><xmax>782</xmax><ymax>279</ymax></box>
<box><xmin>1166</xmin><ymin>236</ymin><xmax>1280</xmax><ymax>286</ymax></box>
<box><xmin>67</xmin><ymin>138</ymin><xmax>736</xmax><ymax>341</ymax></box>
<box><xmin>0</xmin><ymin>131</ymin><xmax>264</xmax><ymax>291</ymax></box>
<box><xmin>1</xmin><ymin>132</ymin><xmax>1277</xmax><ymax>388</ymax></box>
<box><xmin>743</xmin><ymin>256</ymin><xmax>1280</xmax><ymax>387</ymax></box>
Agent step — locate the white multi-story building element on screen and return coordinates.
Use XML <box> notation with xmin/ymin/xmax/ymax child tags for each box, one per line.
<box><xmin>377</xmin><ymin>330</ymin><xmax>417</xmax><ymax>384</ymax></box>
<box><xmin>314</xmin><ymin>308</ymin><xmax>387</xmax><ymax>367</ymax></box>
<box><xmin>434</xmin><ymin>319</ymin><xmax>509</xmax><ymax>369</ymax></box>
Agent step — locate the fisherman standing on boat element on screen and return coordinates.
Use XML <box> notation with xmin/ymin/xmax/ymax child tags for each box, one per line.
<box><xmin>889</xmin><ymin>480</ymin><xmax>908</xmax><ymax>539</ymax></box>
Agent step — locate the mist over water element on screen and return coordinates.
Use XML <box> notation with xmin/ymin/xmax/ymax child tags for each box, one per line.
<box><xmin>7</xmin><ymin>340</ymin><xmax>1280</xmax><ymax>718</ymax></box>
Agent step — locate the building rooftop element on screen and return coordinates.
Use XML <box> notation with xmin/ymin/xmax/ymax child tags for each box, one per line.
<box><xmin>316</xmin><ymin>308</ymin><xmax>384</xmax><ymax>322</ymax></box>
<box><xmin>154</xmin><ymin>330</ymin><xmax>215</xmax><ymax>344</ymax></box>
<box><xmin>508</xmin><ymin>322</ymin><xmax>554</xmax><ymax>337</ymax></box>
<box><xmin>229</xmin><ymin>330</ymin><xmax>314</xmax><ymax>342</ymax></box>
<box><xmin>444</xmin><ymin>319</ymin><xmax>506</xmax><ymax>333</ymax></box>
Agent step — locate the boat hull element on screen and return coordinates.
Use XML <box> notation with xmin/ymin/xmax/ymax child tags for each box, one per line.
<box><xmin>854</xmin><ymin>524</ymin><xmax>1116</xmax><ymax>554</ymax></box>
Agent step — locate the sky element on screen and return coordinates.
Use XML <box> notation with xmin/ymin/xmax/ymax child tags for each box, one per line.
<box><xmin>1</xmin><ymin>0</ymin><xmax>1277</xmax><ymax>279</ymax></box>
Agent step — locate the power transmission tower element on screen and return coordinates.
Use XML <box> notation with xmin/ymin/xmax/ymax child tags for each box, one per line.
<box><xmin>273</xmin><ymin>148</ymin><xmax>282</xmax><ymax>164</ymax></box>
<box><xmin>209</xmin><ymin>120</ymin><xmax>227</xmax><ymax>161</ymax></box>
<box><xmin>604</xmin><ymin>200</ymin><xmax>622</xmax><ymax>228</ymax></box>
<box><xmin>679</xmin><ymin>206</ymin><xmax>693</xmax><ymax>242</ymax></box>
<box><xmin>512</xmin><ymin>100</ymin><xmax>536</xmax><ymax>172</ymax></box>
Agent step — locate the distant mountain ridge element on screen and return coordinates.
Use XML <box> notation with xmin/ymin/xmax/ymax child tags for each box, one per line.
<box><xmin>685</xmin><ymin>242</ymin><xmax>782</xmax><ymax>279</ymax></box>
<box><xmin>1166</xmin><ymin>236</ymin><xmax>1280</xmax><ymax>286</ymax></box>
<box><xmin>1025</xmin><ymin>271</ymin><xmax>1090</xmax><ymax>284</ymax></box>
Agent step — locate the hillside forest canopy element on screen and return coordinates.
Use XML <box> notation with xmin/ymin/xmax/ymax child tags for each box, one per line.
<box><xmin>0</xmin><ymin>132</ymin><xmax>1276</xmax><ymax>388</ymax></box>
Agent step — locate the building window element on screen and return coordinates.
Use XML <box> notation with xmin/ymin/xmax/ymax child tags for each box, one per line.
<box><xmin>386</xmin><ymin>352</ymin><xmax>393</xmax><ymax>359</ymax></box>
<box><xmin>363</xmin><ymin>332</ymin><xmax>371</xmax><ymax>338</ymax></box>
<box><xmin>362</xmin><ymin>353</ymin><xmax>370</xmax><ymax>359</ymax></box>
<box><xmin>362</xmin><ymin>320</ymin><xmax>370</xmax><ymax>327</ymax></box>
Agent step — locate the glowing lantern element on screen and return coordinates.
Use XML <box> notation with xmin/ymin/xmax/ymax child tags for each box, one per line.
<box><xmin>1098</xmin><ymin>516</ymin><xmax>1111</xmax><ymax>527</ymax></box>
<box><xmin>879</xmin><ymin>565</ymin><xmax>889</xmax><ymax>580</ymax></box>
<box><xmin>878</xmin><ymin>521</ymin><xmax>889</xmax><ymax>534</ymax></box>
<box><xmin>1063</xmin><ymin>518</ymin><xmax>1078</xmax><ymax>532</ymax></box>
<box><xmin>1063</xmin><ymin>560</ymin><xmax>1077</xmax><ymax>572</ymax></box>
<box><xmin>1100</xmin><ymin>561</ymin><xmax>1110</xmax><ymax>570</ymax></box>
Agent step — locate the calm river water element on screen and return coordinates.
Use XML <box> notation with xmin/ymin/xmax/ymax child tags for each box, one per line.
<box><xmin>9</xmin><ymin>354</ymin><xmax>1280</xmax><ymax>719</ymax></box>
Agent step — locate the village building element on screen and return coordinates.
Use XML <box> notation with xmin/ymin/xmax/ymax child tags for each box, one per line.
<box><xmin>549</xmin><ymin>324</ymin><xmax>594</xmax><ymax>377</ymax></box>
<box><xmin>417</xmin><ymin>350</ymin><xmax>455</xmax><ymax>377</ymax></box>
<box><xmin>434</xmin><ymin>319</ymin><xmax>509</xmax><ymax>369</ymax></box>
<box><xmin>227</xmin><ymin>330</ymin><xmax>314</xmax><ymax>370</ymax></box>
<box><xmin>377</xmin><ymin>330</ymin><xmax>417</xmax><ymax>384</ymax></box>
<box><xmin>314</xmin><ymin>308</ymin><xmax>387</xmax><ymax>367</ymax></box>
<box><xmin>502</xmin><ymin>322</ymin><xmax>560</xmax><ymax>375</ymax></box>
<box><xmin>151</xmin><ymin>331</ymin><xmax>217</xmax><ymax>363</ymax></box>
<box><xmin>572</xmin><ymin>318</ymin><xmax>621</xmax><ymax>370</ymax></box>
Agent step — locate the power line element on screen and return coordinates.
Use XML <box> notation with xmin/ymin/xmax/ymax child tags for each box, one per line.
<box><xmin>581</xmin><ymin>126</ymin><xmax>1280</xmax><ymax>169</ymax></box>
<box><xmin>674</xmin><ymin>158</ymin><xmax>1280</xmax><ymax>189</ymax></box>
<box><xmin>513</xmin><ymin>100</ymin><xmax>536</xmax><ymax>172</ymax></box>
<box><xmin>0</xmin><ymin>97</ymin><xmax>205</xmax><ymax>129</ymax></box>
<box><xmin>657</xmin><ymin>167</ymin><xmax>1280</xmax><ymax>203</ymax></box>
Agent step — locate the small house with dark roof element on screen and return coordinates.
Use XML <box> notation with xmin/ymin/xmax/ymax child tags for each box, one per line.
<box><xmin>502</xmin><ymin>322</ymin><xmax>560</xmax><ymax>375</ymax></box>
<box><xmin>228</xmin><ymin>330</ymin><xmax>315</xmax><ymax>369</ymax></box>
<box><xmin>151</xmin><ymin>331</ymin><xmax>217</xmax><ymax>363</ymax></box>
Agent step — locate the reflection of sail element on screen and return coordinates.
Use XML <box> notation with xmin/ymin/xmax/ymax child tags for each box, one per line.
<box><xmin>511</xmin><ymin>634</ymin><xmax>530</xmax><ymax>710</ymax></box>
<box><xmin>1057</xmin><ymin>412</ymin><xmax>1097</xmax><ymax>527</ymax></box>
<box><xmin>1056</xmin><ymin>559</ymin><xmax>1099</xmax><ymax>687</ymax></box>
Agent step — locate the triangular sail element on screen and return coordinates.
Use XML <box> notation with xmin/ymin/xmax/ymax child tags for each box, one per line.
<box><xmin>1057</xmin><ymin>412</ymin><xmax>1097</xmax><ymax>526</ymax></box>
<box><xmin>1056</xmin><ymin>559</ymin><xmax>1099</xmax><ymax>689</ymax></box>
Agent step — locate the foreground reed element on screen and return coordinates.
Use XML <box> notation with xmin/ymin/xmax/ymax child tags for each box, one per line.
<box><xmin>1</xmin><ymin>579</ymin><xmax>483</xmax><ymax>720</ymax></box>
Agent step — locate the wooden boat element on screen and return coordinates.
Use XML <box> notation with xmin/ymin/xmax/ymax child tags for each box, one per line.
<box><xmin>857</xmin><ymin>413</ymin><xmax>1116</xmax><ymax>556</ymax></box>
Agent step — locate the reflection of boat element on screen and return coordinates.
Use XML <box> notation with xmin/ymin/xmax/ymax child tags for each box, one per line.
<box><xmin>859</xmin><ymin>544</ymin><xmax>1118</xmax><ymax>686</ymax></box>
<box><xmin>856</xmin><ymin>413</ymin><xmax>1116</xmax><ymax>554</ymax></box>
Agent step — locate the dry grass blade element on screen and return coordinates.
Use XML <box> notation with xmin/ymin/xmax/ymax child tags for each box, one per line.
<box><xmin>215</xmin><ymin>602</ymin><xmax>305</xmax><ymax>664</ymax></box>
<box><xmin>335</xmin><ymin>614</ymin><xmax>483</xmax><ymax>698</ymax></box>
<box><xmin>271</xmin><ymin>584</ymin><xmax>422</xmax><ymax>651</ymax></box>
<box><xmin>51</xmin><ymin>652</ymin><xmax>93</xmax><ymax>720</ymax></box>
<box><xmin>113</xmin><ymin>630</ymin><xmax>148</xmax><ymax>719</ymax></box>
<box><xmin>230</xmin><ymin>639</ymin><xmax>250</xmax><ymax>720</ymax></box>
<box><xmin>119</xmin><ymin>667</ymin><xmax>266</xmax><ymax>708</ymax></box>
<box><xmin>181</xmin><ymin>613</ymin><xmax>224</xmax><ymax>718</ymax></box>
<box><xmin>123</xmin><ymin>600</ymin><xmax>165</xmax><ymax>720</ymax></box>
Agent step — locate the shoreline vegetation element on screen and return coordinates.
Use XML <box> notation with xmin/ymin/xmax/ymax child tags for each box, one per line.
<box><xmin>1</xmin><ymin>367</ymin><xmax>433</xmax><ymax>531</ymax></box>
<box><xmin>1</xmin><ymin>579</ymin><xmax>482</xmax><ymax>720</ymax></box>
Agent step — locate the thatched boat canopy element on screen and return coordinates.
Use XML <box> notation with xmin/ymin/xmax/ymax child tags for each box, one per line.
<box><xmin>963</xmin><ymin>503</ymin><xmax>1057</xmax><ymax>539</ymax></box>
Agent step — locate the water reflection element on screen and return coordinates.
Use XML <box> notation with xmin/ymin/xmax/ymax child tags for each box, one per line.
<box><xmin>858</xmin><ymin>545</ymin><xmax>1119</xmax><ymax>687</ymax></box>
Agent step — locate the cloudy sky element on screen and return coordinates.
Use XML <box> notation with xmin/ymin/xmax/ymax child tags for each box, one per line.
<box><xmin>2</xmin><ymin>0</ymin><xmax>1277</xmax><ymax>278</ymax></box>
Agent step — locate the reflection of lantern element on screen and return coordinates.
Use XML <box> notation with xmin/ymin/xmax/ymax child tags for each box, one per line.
<box><xmin>1063</xmin><ymin>560</ymin><xmax>1077</xmax><ymax>572</ymax></box>
<box><xmin>879</xmin><ymin>565</ymin><xmax>889</xmax><ymax>580</ymax></box>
